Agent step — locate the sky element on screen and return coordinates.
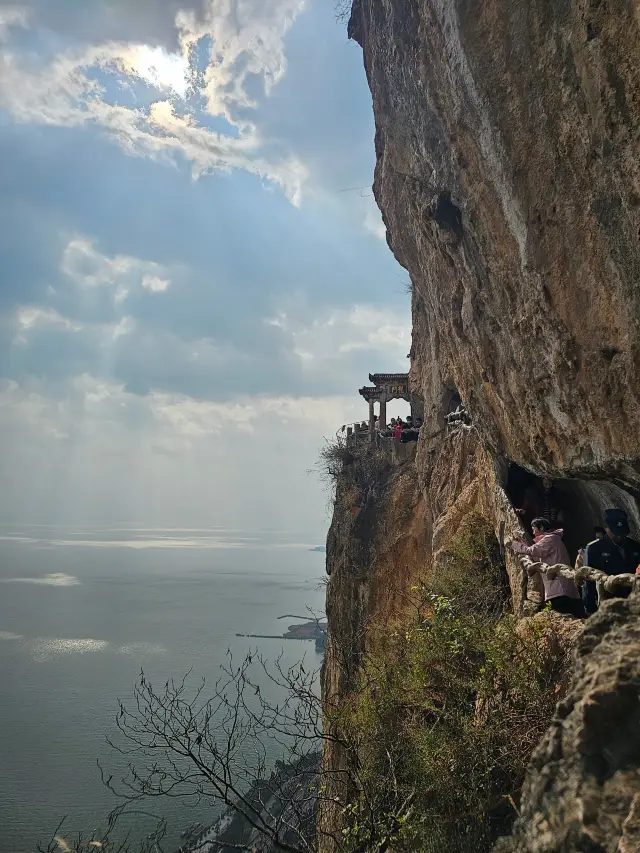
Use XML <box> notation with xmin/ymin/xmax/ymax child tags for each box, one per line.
<box><xmin>0</xmin><ymin>0</ymin><xmax>409</xmax><ymax>538</ymax></box>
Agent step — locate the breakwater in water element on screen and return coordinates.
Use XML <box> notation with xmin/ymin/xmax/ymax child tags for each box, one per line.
<box><xmin>236</xmin><ymin>617</ymin><xmax>327</xmax><ymax>652</ymax></box>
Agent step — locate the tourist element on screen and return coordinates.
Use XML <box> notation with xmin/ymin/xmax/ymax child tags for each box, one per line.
<box><xmin>581</xmin><ymin>508</ymin><xmax>640</xmax><ymax>613</ymax></box>
<box><xmin>510</xmin><ymin>518</ymin><xmax>584</xmax><ymax>617</ymax></box>
<box><xmin>403</xmin><ymin>416</ymin><xmax>420</xmax><ymax>443</ymax></box>
<box><xmin>540</xmin><ymin>477</ymin><xmax>565</xmax><ymax>527</ymax></box>
<box><xmin>514</xmin><ymin>485</ymin><xmax>543</xmax><ymax>530</ymax></box>
<box><xmin>576</xmin><ymin>526</ymin><xmax>606</xmax><ymax>575</ymax></box>
<box><xmin>401</xmin><ymin>417</ymin><xmax>413</xmax><ymax>443</ymax></box>
<box><xmin>574</xmin><ymin>528</ymin><xmax>605</xmax><ymax>571</ymax></box>
<box><xmin>515</xmin><ymin>477</ymin><xmax>564</xmax><ymax>530</ymax></box>
<box><xmin>394</xmin><ymin>419</ymin><xmax>403</xmax><ymax>441</ymax></box>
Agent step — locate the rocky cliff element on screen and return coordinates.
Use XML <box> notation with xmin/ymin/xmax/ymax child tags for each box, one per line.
<box><xmin>321</xmin><ymin>1</ymin><xmax>640</xmax><ymax>850</ymax></box>
<box><xmin>322</xmin><ymin>442</ymin><xmax>428</xmax><ymax>835</ymax></box>
<box><xmin>350</xmin><ymin>0</ymin><xmax>640</xmax><ymax>491</ymax></box>
<box><xmin>497</xmin><ymin>593</ymin><xmax>640</xmax><ymax>853</ymax></box>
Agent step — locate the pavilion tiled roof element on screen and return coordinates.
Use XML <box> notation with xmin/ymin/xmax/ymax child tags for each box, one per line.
<box><xmin>368</xmin><ymin>373</ymin><xmax>409</xmax><ymax>384</ymax></box>
<box><xmin>358</xmin><ymin>386</ymin><xmax>382</xmax><ymax>400</ymax></box>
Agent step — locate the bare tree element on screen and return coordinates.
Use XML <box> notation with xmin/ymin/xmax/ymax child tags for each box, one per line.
<box><xmin>36</xmin><ymin>815</ymin><xmax>165</xmax><ymax>853</ymax></box>
<box><xmin>67</xmin><ymin>646</ymin><xmax>381</xmax><ymax>853</ymax></box>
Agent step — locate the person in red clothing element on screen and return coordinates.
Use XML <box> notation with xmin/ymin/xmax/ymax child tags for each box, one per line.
<box><xmin>510</xmin><ymin>518</ymin><xmax>585</xmax><ymax>618</ymax></box>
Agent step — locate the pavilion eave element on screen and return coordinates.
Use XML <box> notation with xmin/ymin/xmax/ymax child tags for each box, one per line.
<box><xmin>369</xmin><ymin>372</ymin><xmax>409</xmax><ymax>385</ymax></box>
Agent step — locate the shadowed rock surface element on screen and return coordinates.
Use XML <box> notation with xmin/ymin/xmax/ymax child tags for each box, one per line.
<box><xmin>496</xmin><ymin>592</ymin><xmax>640</xmax><ymax>853</ymax></box>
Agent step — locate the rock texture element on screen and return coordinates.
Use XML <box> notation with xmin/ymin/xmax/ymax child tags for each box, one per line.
<box><xmin>323</xmin><ymin>442</ymin><xmax>427</xmax><ymax>696</ymax></box>
<box><xmin>320</xmin><ymin>3</ymin><xmax>640</xmax><ymax>850</ymax></box>
<box><xmin>320</xmin><ymin>444</ymin><xmax>428</xmax><ymax>843</ymax></box>
<box><xmin>349</xmin><ymin>0</ymin><xmax>640</xmax><ymax>490</ymax></box>
<box><xmin>496</xmin><ymin>592</ymin><xmax>640</xmax><ymax>853</ymax></box>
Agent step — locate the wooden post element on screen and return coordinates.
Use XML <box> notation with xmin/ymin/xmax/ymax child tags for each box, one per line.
<box><xmin>379</xmin><ymin>392</ymin><xmax>387</xmax><ymax>431</ymax></box>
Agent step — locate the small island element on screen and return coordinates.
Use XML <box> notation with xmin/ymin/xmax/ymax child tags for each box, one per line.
<box><xmin>236</xmin><ymin>616</ymin><xmax>327</xmax><ymax>653</ymax></box>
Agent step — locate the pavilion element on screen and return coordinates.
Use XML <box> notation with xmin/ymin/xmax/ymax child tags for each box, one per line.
<box><xmin>358</xmin><ymin>372</ymin><xmax>411</xmax><ymax>439</ymax></box>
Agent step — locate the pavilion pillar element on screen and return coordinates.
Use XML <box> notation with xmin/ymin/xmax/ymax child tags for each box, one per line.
<box><xmin>369</xmin><ymin>398</ymin><xmax>375</xmax><ymax>443</ymax></box>
<box><xmin>379</xmin><ymin>392</ymin><xmax>387</xmax><ymax>431</ymax></box>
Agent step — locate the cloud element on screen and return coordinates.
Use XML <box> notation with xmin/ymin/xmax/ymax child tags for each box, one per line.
<box><xmin>363</xmin><ymin>197</ymin><xmax>387</xmax><ymax>241</ymax></box>
<box><xmin>0</xmin><ymin>6</ymin><xmax>28</xmax><ymax>40</ymax></box>
<box><xmin>0</xmin><ymin>373</ymin><xmax>364</xmax><ymax>531</ymax></box>
<box><xmin>62</xmin><ymin>237</ymin><xmax>150</xmax><ymax>288</ymax></box>
<box><xmin>16</xmin><ymin>307</ymin><xmax>82</xmax><ymax>333</ymax></box>
<box><xmin>60</xmin><ymin>236</ymin><xmax>172</xmax><ymax>307</ymax></box>
<box><xmin>266</xmin><ymin>304</ymin><xmax>411</xmax><ymax>369</ymax></box>
<box><xmin>12</xmin><ymin>302</ymin><xmax>135</xmax><ymax>357</ymax></box>
<box><xmin>0</xmin><ymin>374</ymin><xmax>359</xmax><ymax>447</ymax></box>
<box><xmin>178</xmin><ymin>0</ymin><xmax>307</xmax><ymax>121</ymax></box>
<box><xmin>141</xmin><ymin>275</ymin><xmax>170</xmax><ymax>292</ymax></box>
<box><xmin>126</xmin><ymin>44</ymin><xmax>190</xmax><ymax>97</ymax></box>
<box><xmin>3</xmin><ymin>225</ymin><xmax>406</xmax><ymax>404</ymax></box>
<box><xmin>7</xmin><ymin>0</ymin><xmax>200</xmax><ymax>51</ymax></box>
<box><xmin>0</xmin><ymin>1</ymin><xmax>407</xmax><ymax>535</ymax></box>
<box><xmin>0</xmin><ymin>4</ymin><xmax>309</xmax><ymax>203</ymax></box>
<box><xmin>111</xmin><ymin>315</ymin><xmax>136</xmax><ymax>340</ymax></box>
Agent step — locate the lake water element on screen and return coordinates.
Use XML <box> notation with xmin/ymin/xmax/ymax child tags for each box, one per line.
<box><xmin>0</xmin><ymin>525</ymin><xmax>326</xmax><ymax>852</ymax></box>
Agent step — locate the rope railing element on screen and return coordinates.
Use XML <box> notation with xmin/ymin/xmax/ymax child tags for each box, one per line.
<box><xmin>518</xmin><ymin>554</ymin><xmax>638</xmax><ymax>601</ymax></box>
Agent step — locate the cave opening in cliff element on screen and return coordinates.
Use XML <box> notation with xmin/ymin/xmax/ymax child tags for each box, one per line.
<box><xmin>445</xmin><ymin>389</ymin><xmax>462</xmax><ymax>414</ymax></box>
<box><xmin>505</xmin><ymin>462</ymin><xmax>640</xmax><ymax>561</ymax></box>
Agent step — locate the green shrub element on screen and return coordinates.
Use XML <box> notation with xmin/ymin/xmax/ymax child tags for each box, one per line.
<box><xmin>330</xmin><ymin>517</ymin><xmax>568</xmax><ymax>853</ymax></box>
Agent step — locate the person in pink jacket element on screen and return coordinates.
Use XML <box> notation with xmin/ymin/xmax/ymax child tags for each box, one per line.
<box><xmin>510</xmin><ymin>517</ymin><xmax>585</xmax><ymax>618</ymax></box>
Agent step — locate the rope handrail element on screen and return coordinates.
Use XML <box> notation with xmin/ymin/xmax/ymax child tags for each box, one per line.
<box><xmin>517</xmin><ymin>554</ymin><xmax>637</xmax><ymax>597</ymax></box>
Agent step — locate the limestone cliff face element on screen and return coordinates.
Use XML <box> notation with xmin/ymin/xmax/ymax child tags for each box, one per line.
<box><xmin>321</xmin><ymin>444</ymin><xmax>428</xmax><ymax>843</ymax></box>
<box><xmin>321</xmin><ymin>1</ymin><xmax>640</xmax><ymax>849</ymax></box>
<box><xmin>323</xmin><ymin>442</ymin><xmax>428</xmax><ymax>699</ymax></box>
<box><xmin>350</xmin><ymin>0</ymin><xmax>640</xmax><ymax>490</ymax></box>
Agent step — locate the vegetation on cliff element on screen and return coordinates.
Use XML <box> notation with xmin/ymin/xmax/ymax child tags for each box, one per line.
<box><xmin>326</xmin><ymin>517</ymin><xmax>572</xmax><ymax>852</ymax></box>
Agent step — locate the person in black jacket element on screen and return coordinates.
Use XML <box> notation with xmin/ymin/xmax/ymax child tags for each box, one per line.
<box><xmin>581</xmin><ymin>508</ymin><xmax>640</xmax><ymax>614</ymax></box>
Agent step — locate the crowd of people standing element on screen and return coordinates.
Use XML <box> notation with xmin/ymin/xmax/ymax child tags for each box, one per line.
<box><xmin>347</xmin><ymin>415</ymin><xmax>423</xmax><ymax>443</ymax></box>
<box><xmin>383</xmin><ymin>415</ymin><xmax>422</xmax><ymax>442</ymax></box>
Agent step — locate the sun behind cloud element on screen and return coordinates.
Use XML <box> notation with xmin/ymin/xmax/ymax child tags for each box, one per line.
<box><xmin>126</xmin><ymin>44</ymin><xmax>191</xmax><ymax>98</ymax></box>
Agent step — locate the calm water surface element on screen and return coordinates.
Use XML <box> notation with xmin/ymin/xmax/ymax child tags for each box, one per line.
<box><xmin>0</xmin><ymin>526</ymin><xmax>326</xmax><ymax>852</ymax></box>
